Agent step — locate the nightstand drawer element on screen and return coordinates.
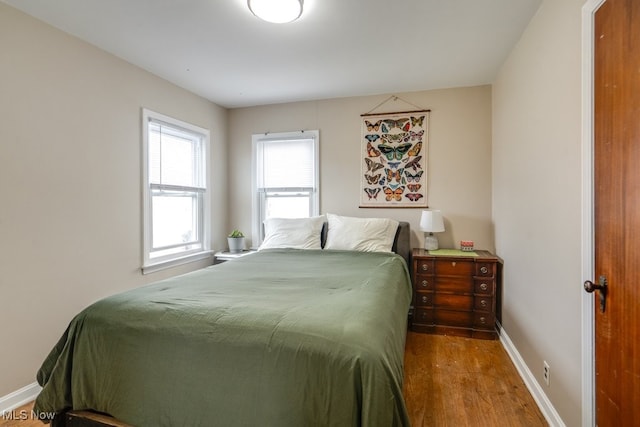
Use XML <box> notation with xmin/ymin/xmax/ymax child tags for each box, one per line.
<box><xmin>414</xmin><ymin>308</ymin><xmax>434</xmax><ymax>324</ymax></box>
<box><xmin>474</xmin><ymin>296</ymin><xmax>494</xmax><ymax>312</ymax></box>
<box><xmin>435</xmin><ymin>276</ymin><xmax>474</xmax><ymax>294</ymax></box>
<box><xmin>415</xmin><ymin>275</ymin><xmax>434</xmax><ymax>291</ymax></box>
<box><xmin>415</xmin><ymin>291</ymin><xmax>434</xmax><ymax>307</ymax></box>
<box><xmin>437</xmin><ymin>309</ymin><xmax>474</xmax><ymax>327</ymax></box>
<box><xmin>415</xmin><ymin>292</ymin><xmax>474</xmax><ymax>310</ymax></box>
<box><xmin>474</xmin><ymin>279</ymin><xmax>495</xmax><ymax>295</ymax></box>
<box><xmin>435</xmin><ymin>293</ymin><xmax>473</xmax><ymax>311</ymax></box>
<box><xmin>435</xmin><ymin>259</ymin><xmax>474</xmax><ymax>276</ymax></box>
<box><xmin>416</xmin><ymin>259</ymin><xmax>435</xmax><ymax>273</ymax></box>
<box><xmin>413</xmin><ymin>309</ymin><xmax>474</xmax><ymax>328</ymax></box>
<box><xmin>474</xmin><ymin>312</ymin><xmax>495</xmax><ymax>328</ymax></box>
<box><xmin>475</xmin><ymin>262</ymin><xmax>496</xmax><ymax>277</ymax></box>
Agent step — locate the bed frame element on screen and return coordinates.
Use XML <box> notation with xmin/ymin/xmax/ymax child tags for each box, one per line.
<box><xmin>391</xmin><ymin>221</ymin><xmax>411</xmax><ymax>265</ymax></box>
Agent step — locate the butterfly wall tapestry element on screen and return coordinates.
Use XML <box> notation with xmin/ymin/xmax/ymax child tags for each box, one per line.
<box><xmin>360</xmin><ymin>111</ymin><xmax>429</xmax><ymax>208</ymax></box>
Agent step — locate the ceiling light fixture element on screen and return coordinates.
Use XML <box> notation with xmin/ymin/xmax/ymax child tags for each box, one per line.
<box><xmin>248</xmin><ymin>0</ymin><xmax>303</xmax><ymax>24</ymax></box>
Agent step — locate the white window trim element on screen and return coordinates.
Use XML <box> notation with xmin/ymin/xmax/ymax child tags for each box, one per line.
<box><xmin>251</xmin><ymin>130</ymin><xmax>320</xmax><ymax>247</ymax></box>
<box><xmin>141</xmin><ymin>108</ymin><xmax>212</xmax><ymax>274</ymax></box>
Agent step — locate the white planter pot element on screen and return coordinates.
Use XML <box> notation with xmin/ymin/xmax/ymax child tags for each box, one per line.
<box><xmin>227</xmin><ymin>237</ymin><xmax>245</xmax><ymax>253</ymax></box>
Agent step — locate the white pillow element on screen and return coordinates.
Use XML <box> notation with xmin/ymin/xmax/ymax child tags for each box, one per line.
<box><xmin>258</xmin><ymin>216</ymin><xmax>325</xmax><ymax>250</ymax></box>
<box><xmin>324</xmin><ymin>214</ymin><xmax>399</xmax><ymax>253</ymax></box>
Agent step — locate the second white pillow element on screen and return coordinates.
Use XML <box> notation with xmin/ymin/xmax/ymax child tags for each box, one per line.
<box><xmin>324</xmin><ymin>213</ymin><xmax>398</xmax><ymax>253</ymax></box>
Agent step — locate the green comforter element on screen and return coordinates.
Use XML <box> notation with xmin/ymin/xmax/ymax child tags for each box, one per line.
<box><xmin>34</xmin><ymin>249</ymin><xmax>412</xmax><ymax>426</ymax></box>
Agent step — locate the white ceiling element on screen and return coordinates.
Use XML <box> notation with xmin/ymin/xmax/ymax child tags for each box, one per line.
<box><xmin>3</xmin><ymin>0</ymin><xmax>541</xmax><ymax>108</ymax></box>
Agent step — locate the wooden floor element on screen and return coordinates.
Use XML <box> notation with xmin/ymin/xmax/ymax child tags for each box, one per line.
<box><xmin>403</xmin><ymin>332</ymin><xmax>547</xmax><ymax>426</ymax></box>
<box><xmin>1</xmin><ymin>332</ymin><xmax>546</xmax><ymax>426</ymax></box>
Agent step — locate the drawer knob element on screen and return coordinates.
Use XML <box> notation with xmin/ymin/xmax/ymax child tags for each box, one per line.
<box><xmin>480</xmin><ymin>266</ymin><xmax>488</xmax><ymax>274</ymax></box>
<box><xmin>421</xmin><ymin>280</ymin><xmax>429</xmax><ymax>287</ymax></box>
<box><xmin>421</xmin><ymin>264</ymin><xmax>429</xmax><ymax>271</ymax></box>
<box><xmin>480</xmin><ymin>299</ymin><xmax>487</xmax><ymax>307</ymax></box>
<box><xmin>421</xmin><ymin>295</ymin><xmax>429</xmax><ymax>304</ymax></box>
<box><xmin>480</xmin><ymin>283</ymin><xmax>488</xmax><ymax>291</ymax></box>
<box><xmin>479</xmin><ymin>316</ymin><xmax>486</xmax><ymax>324</ymax></box>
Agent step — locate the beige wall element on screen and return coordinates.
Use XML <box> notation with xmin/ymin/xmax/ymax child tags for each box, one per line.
<box><xmin>493</xmin><ymin>0</ymin><xmax>584</xmax><ymax>425</ymax></box>
<box><xmin>0</xmin><ymin>3</ymin><xmax>228</xmax><ymax>396</ymax></box>
<box><xmin>2</xmin><ymin>0</ymin><xmax>587</xmax><ymax>423</ymax></box>
<box><xmin>228</xmin><ymin>86</ymin><xmax>494</xmax><ymax>251</ymax></box>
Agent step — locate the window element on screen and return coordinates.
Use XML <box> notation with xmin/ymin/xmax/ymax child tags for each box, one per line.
<box><xmin>252</xmin><ymin>130</ymin><xmax>319</xmax><ymax>245</ymax></box>
<box><xmin>142</xmin><ymin>109</ymin><xmax>210</xmax><ymax>273</ymax></box>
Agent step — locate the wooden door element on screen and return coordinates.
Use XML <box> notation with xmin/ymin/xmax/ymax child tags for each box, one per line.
<box><xmin>592</xmin><ymin>0</ymin><xmax>640</xmax><ymax>425</ymax></box>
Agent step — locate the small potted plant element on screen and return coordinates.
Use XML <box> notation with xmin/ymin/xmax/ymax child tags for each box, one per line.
<box><xmin>227</xmin><ymin>230</ymin><xmax>245</xmax><ymax>253</ymax></box>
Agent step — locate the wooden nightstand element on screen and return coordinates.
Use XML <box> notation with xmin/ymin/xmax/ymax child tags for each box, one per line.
<box><xmin>411</xmin><ymin>248</ymin><xmax>502</xmax><ymax>340</ymax></box>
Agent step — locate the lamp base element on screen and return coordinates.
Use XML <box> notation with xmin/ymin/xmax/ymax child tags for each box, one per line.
<box><xmin>424</xmin><ymin>233</ymin><xmax>439</xmax><ymax>250</ymax></box>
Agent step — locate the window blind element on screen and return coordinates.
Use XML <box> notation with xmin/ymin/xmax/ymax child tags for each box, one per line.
<box><xmin>257</xmin><ymin>138</ymin><xmax>315</xmax><ymax>189</ymax></box>
<box><xmin>149</xmin><ymin>121</ymin><xmax>204</xmax><ymax>190</ymax></box>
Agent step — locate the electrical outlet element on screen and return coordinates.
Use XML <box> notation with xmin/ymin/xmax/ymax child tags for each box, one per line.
<box><xmin>543</xmin><ymin>361</ymin><xmax>550</xmax><ymax>386</ymax></box>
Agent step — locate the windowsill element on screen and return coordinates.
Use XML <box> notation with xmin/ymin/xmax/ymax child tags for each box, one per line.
<box><xmin>142</xmin><ymin>250</ymin><xmax>214</xmax><ymax>275</ymax></box>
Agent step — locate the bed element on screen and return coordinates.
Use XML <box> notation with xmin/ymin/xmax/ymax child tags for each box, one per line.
<box><xmin>34</xmin><ymin>216</ymin><xmax>413</xmax><ymax>427</ymax></box>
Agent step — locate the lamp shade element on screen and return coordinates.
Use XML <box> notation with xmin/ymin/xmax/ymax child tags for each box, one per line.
<box><xmin>419</xmin><ymin>210</ymin><xmax>445</xmax><ymax>233</ymax></box>
<box><xmin>248</xmin><ymin>0</ymin><xmax>303</xmax><ymax>23</ymax></box>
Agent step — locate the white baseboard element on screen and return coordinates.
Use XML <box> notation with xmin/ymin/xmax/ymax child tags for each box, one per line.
<box><xmin>0</xmin><ymin>382</ymin><xmax>41</xmax><ymax>415</ymax></box>
<box><xmin>499</xmin><ymin>325</ymin><xmax>566</xmax><ymax>427</ymax></box>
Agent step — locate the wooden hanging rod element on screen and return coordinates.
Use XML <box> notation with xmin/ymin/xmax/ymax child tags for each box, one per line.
<box><xmin>360</xmin><ymin>109</ymin><xmax>431</xmax><ymax>117</ymax></box>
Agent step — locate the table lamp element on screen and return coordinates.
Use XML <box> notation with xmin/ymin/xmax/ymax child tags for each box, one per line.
<box><xmin>420</xmin><ymin>210</ymin><xmax>445</xmax><ymax>250</ymax></box>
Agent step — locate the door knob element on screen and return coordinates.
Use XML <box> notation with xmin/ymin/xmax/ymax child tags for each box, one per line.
<box><xmin>584</xmin><ymin>275</ymin><xmax>607</xmax><ymax>313</ymax></box>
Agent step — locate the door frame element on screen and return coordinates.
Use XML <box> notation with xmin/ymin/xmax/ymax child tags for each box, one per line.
<box><xmin>581</xmin><ymin>1</ymin><xmax>605</xmax><ymax>426</ymax></box>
